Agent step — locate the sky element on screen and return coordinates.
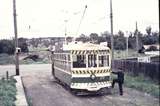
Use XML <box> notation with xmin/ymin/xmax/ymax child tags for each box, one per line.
<box><xmin>0</xmin><ymin>0</ymin><xmax>159</xmax><ymax>39</ymax></box>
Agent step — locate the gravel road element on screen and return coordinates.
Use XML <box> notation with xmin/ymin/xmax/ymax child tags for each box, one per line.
<box><xmin>0</xmin><ymin>64</ymin><xmax>159</xmax><ymax>106</ymax></box>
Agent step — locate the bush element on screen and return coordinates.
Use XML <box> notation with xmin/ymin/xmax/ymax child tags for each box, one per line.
<box><xmin>0</xmin><ymin>40</ymin><xmax>15</xmax><ymax>54</ymax></box>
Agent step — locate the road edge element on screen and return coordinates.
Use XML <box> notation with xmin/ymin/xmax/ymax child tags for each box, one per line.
<box><xmin>14</xmin><ymin>76</ymin><xmax>28</xmax><ymax>106</ymax></box>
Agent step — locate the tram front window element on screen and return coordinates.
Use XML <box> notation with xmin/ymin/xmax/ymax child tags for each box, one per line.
<box><xmin>99</xmin><ymin>55</ymin><xmax>109</xmax><ymax>67</ymax></box>
<box><xmin>88</xmin><ymin>54</ymin><xmax>97</xmax><ymax>67</ymax></box>
<box><xmin>73</xmin><ymin>55</ymin><xmax>86</xmax><ymax>68</ymax></box>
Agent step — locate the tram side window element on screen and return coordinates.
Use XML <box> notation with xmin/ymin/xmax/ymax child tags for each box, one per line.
<box><xmin>68</xmin><ymin>55</ymin><xmax>70</xmax><ymax>61</ymax></box>
<box><xmin>72</xmin><ymin>55</ymin><xmax>86</xmax><ymax>68</ymax></box>
<box><xmin>88</xmin><ymin>55</ymin><xmax>97</xmax><ymax>67</ymax></box>
<box><xmin>99</xmin><ymin>55</ymin><xmax>109</xmax><ymax>67</ymax></box>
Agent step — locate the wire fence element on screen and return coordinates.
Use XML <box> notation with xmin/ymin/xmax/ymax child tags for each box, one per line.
<box><xmin>113</xmin><ymin>59</ymin><xmax>159</xmax><ymax>82</ymax></box>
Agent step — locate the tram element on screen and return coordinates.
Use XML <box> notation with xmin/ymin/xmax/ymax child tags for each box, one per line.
<box><xmin>51</xmin><ymin>42</ymin><xmax>112</xmax><ymax>94</ymax></box>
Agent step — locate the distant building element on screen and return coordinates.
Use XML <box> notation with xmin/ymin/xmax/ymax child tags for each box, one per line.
<box><xmin>143</xmin><ymin>44</ymin><xmax>159</xmax><ymax>56</ymax></box>
<box><xmin>143</xmin><ymin>44</ymin><xmax>159</xmax><ymax>50</ymax></box>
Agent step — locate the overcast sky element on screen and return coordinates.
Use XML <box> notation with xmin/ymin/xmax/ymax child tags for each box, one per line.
<box><xmin>0</xmin><ymin>0</ymin><xmax>159</xmax><ymax>39</ymax></box>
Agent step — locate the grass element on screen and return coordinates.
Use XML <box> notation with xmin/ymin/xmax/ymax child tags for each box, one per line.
<box><xmin>0</xmin><ymin>77</ymin><xmax>17</xmax><ymax>106</ymax></box>
<box><xmin>124</xmin><ymin>73</ymin><xmax>159</xmax><ymax>98</ymax></box>
<box><xmin>0</xmin><ymin>54</ymin><xmax>14</xmax><ymax>65</ymax></box>
<box><xmin>27</xmin><ymin>96</ymin><xmax>33</xmax><ymax>106</ymax></box>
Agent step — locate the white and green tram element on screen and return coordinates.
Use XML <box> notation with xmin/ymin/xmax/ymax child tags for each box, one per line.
<box><xmin>51</xmin><ymin>42</ymin><xmax>112</xmax><ymax>94</ymax></box>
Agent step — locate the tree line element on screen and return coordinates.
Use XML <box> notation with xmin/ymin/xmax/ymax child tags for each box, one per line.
<box><xmin>0</xmin><ymin>38</ymin><xmax>28</xmax><ymax>54</ymax></box>
<box><xmin>76</xmin><ymin>26</ymin><xmax>159</xmax><ymax>51</ymax></box>
<box><xmin>0</xmin><ymin>26</ymin><xmax>159</xmax><ymax>55</ymax></box>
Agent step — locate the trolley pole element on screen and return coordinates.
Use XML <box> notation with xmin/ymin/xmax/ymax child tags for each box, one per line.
<box><xmin>110</xmin><ymin>0</ymin><xmax>114</xmax><ymax>68</ymax></box>
<box><xmin>13</xmin><ymin>0</ymin><xmax>19</xmax><ymax>75</ymax></box>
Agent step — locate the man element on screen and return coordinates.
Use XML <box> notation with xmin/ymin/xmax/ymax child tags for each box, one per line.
<box><xmin>112</xmin><ymin>68</ymin><xmax>124</xmax><ymax>95</ymax></box>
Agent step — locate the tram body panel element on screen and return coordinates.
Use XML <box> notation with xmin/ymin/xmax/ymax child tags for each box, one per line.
<box><xmin>70</xmin><ymin>68</ymin><xmax>111</xmax><ymax>91</ymax></box>
<box><xmin>54</xmin><ymin>66</ymin><xmax>72</xmax><ymax>86</ymax></box>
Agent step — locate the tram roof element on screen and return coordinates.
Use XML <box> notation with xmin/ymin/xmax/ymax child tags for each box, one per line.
<box><xmin>63</xmin><ymin>42</ymin><xmax>110</xmax><ymax>51</ymax></box>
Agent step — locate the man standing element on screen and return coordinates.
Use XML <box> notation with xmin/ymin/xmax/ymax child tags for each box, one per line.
<box><xmin>112</xmin><ymin>68</ymin><xmax>124</xmax><ymax>95</ymax></box>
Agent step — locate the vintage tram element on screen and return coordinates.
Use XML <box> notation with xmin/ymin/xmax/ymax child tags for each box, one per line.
<box><xmin>51</xmin><ymin>42</ymin><xmax>112</xmax><ymax>94</ymax></box>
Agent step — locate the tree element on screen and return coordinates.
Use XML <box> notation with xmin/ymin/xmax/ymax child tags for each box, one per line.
<box><xmin>114</xmin><ymin>41</ymin><xmax>125</xmax><ymax>50</ymax></box>
<box><xmin>29</xmin><ymin>38</ymin><xmax>39</xmax><ymax>48</ymax></box>
<box><xmin>146</xmin><ymin>26</ymin><xmax>152</xmax><ymax>36</ymax></box>
<box><xmin>18</xmin><ymin>38</ymin><xmax>29</xmax><ymax>53</ymax></box>
<box><xmin>142</xmin><ymin>31</ymin><xmax>159</xmax><ymax>45</ymax></box>
<box><xmin>97</xmin><ymin>36</ymin><xmax>106</xmax><ymax>44</ymax></box>
<box><xmin>66</xmin><ymin>36</ymin><xmax>73</xmax><ymax>42</ymax></box>
<box><xmin>0</xmin><ymin>40</ymin><xmax>15</xmax><ymax>54</ymax></box>
<box><xmin>89</xmin><ymin>33</ymin><xmax>99</xmax><ymax>43</ymax></box>
<box><xmin>114</xmin><ymin>30</ymin><xmax>126</xmax><ymax>50</ymax></box>
<box><xmin>118</xmin><ymin>30</ymin><xmax>124</xmax><ymax>37</ymax></box>
<box><xmin>101</xmin><ymin>31</ymin><xmax>111</xmax><ymax>48</ymax></box>
<box><xmin>76</xmin><ymin>34</ymin><xmax>90</xmax><ymax>42</ymax></box>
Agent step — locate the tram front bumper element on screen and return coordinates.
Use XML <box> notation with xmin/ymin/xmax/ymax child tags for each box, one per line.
<box><xmin>71</xmin><ymin>81</ymin><xmax>112</xmax><ymax>91</ymax></box>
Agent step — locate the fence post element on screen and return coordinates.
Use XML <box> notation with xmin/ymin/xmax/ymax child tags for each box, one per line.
<box><xmin>6</xmin><ymin>71</ymin><xmax>9</xmax><ymax>80</ymax></box>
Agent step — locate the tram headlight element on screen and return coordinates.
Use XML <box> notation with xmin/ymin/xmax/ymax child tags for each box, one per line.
<box><xmin>90</xmin><ymin>74</ymin><xmax>96</xmax><ymax>80</ymax></box>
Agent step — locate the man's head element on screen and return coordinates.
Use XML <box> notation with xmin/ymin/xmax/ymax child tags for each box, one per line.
<box><xmin>118</xmin><ymin>67</ymin><xmax>123</xmax><ymax>71</ymax></box>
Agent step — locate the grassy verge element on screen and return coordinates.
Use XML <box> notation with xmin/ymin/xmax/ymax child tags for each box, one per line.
<box><xmin>124</xmin><ymin>73</ymin><xmax>159</xmax><ymax>98</ymax></box>
<box><xmin>27</xmin><ymin>96</ymin><xmax>33</xmax><ymax>106</ymax></box>
<box><xmin>0</xmin><ymin>77</ymin><xmax>17</xmax><ymax>106</ymax></box>
<box><xmin>0</xmin><ymin>54</ymin><xmax>14</xmax><ymax>65</ymax></box>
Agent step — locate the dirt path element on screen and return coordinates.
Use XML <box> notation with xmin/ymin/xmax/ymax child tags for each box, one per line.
<box><xmin>23</xmin><ymin>74</ymin><xmax>159</xmax><ymax>106</ymax></box>
<box><xmin>0</xmin><ymin>64</ymin><xmax>159</xmax><ymax>106</ymax></box>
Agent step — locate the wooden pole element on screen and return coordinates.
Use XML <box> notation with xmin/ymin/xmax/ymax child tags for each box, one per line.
<box><xmin>13</xmin><ymin>0</ymin><xmax>19</xmax><ymax>75</ymax></box>
<box><xmin>110</xmin><ymin>0</ymin><xmax>114</xmax><ymax>68</ymax></box>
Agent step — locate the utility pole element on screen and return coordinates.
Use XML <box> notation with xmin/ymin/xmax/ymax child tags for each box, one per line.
<box><xmin>135</xmin><ymin>22</ymin><xmax>139</xmax><ymax>54</ymax></box>
<box><xmin>110</xmin><ymin>0</ymin><xmax>114</xmax><ymax>68</ymax></box>
<box><xmin>13</xmin><ymin>0</ymin><xmax>19</xmax><ymax>75</ymax></box>
<box><xmin>64</xmin><ymin>20</ymin><xmax>68</xmax><ymax>44</ymax></box>
<box><xmin>125</xmin><ymin>31</ymin><xmax>129</xmax><ymax>58</ymax></box>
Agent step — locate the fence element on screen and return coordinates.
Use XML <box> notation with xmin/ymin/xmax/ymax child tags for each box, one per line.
<box><xmin>113</xmin><ymin>60</ymin><xmax>159</xmax><ymax>81</ymax></box>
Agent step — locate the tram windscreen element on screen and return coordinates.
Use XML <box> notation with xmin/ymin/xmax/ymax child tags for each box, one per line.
<box><xmin>73</xmin><ymin>55</ymin><xmax>86</xmax><ymax>68</ymax></box>
<box><xmin>88</xmin><ymin>54</ymin><xmax>97</xmax><ymax>67</ymax></box>
<box><xmin>99</xmin><ymin>55</ymin><xmax>109</xmax><ymax>67</ymax></box>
